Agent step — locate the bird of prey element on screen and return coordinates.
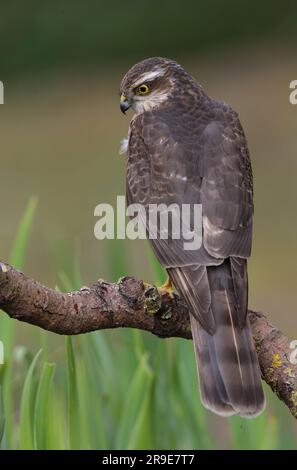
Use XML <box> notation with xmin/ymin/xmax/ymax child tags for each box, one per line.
<box><xmin>119</xmin><ymin>57</ymin><xmax>265</xmax><ymax>417</ymax></box>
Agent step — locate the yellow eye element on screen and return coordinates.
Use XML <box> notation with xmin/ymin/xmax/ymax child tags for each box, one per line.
<box><xmin>136</xmin><ymin>84</ymin><xmax>150</xmax><ymax>95</ymax></box>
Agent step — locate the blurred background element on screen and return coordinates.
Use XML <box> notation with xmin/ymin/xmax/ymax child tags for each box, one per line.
<box><xmin>0</xmin><ymin>0</ymin><xmax>296</xmax><ymax>450</ymax></box>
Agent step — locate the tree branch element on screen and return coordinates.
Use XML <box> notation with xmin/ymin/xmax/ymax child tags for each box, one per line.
<box><xmin>0</xmin><ymin>261</ymin><xmax>296</xmax><ymax>419</ymax></box>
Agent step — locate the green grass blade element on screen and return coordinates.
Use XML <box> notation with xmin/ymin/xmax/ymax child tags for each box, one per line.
<box><xmin>49</xmin><ymin>392</ymin><xmax>68</xmax><ymax>450</ymax></box>
<box><xmin>87</xmin><ymin>332</ymin><xmax>115</xmax><ymax>393</ymax></box>
<box><xmin>229</xmin><ymin>411</ymin><xmax>278</xmax><ymax>450</ymax></box>
<box><xmin>75</xmin><ymin>351</ymin><xmax>109</xmax><ymax>450</ymax></box>
<box><xmin>66</xmin><ymin>337</ymin><xmax>80</xmax><ymax>449</ymax></box>
<box><xmin>9</xmin><ymin>196</ymin><xmax>38</xmax><ymax>269</ymax></box>
<box><xmin>33</xmin><ymin>362</ymin><xmax>56</xmax><ymax>450</ymax></box>
<box><xmin>0</xmin><ymin>197</ymin><xmax>38</xmax><ymax>448</ymax></box>
<box><xmin>115</xmin><ymin>353</ymin><xmax>153</xmax><ymax>449</ymax></box>
<box><xmin>0</xmin><ymin>386</ymin><xmax>5</xmax><ymax>447</ymax></box>
<box><xmin>175</xmin><ymin>340</ymin><xmax>213</xmax><ymax>449</ymax></box>
<box><xmin>127</xmin><ymin>383</ymin><xmax>153</xmax><ymax>449</ymax></box>
<box><xmin>261</xmin><ymin>415</ymin><xmax>278</xmax><ymax>449</ymax></box>
<box><xmin>79</xmin><ymin>336</ymin><xmax>109</xmax><ymax>449</ymax></box>
<box><xmin>75</xmin><ymin>357</ymin><xmax>92</xmax><ymax>449</ymax></box>
<box><xmin>19</xmin><ymin>349</ymin><xmax>42</xmax><ymax>450</ymax></box>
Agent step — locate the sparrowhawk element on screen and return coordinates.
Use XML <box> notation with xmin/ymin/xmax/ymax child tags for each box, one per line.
<box><xmin>119</xmin><ymin>57</ymin><xmax>265</xmax><ymax>417</ymax></box>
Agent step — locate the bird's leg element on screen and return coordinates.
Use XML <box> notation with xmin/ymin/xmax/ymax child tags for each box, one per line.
<box><xmin>158</xmin><ymin>276</ymin><xmax>175</xmax><ymax>299</ymax></box>
<box><xmin>143</xmin><ymin>281</ymin><xmax>152</xmax><ymax>290</ymax></box>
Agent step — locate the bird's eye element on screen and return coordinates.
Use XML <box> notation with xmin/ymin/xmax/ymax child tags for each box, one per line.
<box><xmin>136</xmin><ymin>84</ymin><xmax>150</xmax><ymax>95</ymax></box>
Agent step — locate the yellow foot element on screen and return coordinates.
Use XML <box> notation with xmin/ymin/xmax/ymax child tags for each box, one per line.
<box><xmin>158</xmin><ymin>277</ymin><xmax>175</xmax><ymax>299</ymax></box>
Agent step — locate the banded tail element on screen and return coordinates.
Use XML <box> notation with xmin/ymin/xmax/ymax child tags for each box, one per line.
<box><xmin>168</xmin><ymin>258</ymin><xmax>265</xmax><ymax>417</ymax></box>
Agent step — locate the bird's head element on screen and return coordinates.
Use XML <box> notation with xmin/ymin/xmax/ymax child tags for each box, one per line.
<box><xmin>119</xmin><ymin>57</ymin><xmax>186</xmax><ymax>115</ymax></box>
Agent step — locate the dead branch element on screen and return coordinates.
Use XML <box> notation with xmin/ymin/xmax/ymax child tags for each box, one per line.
<box><xmin>0</xmin><ymin>261</ymin><xmax>296</xmax><ymax>419</ymax></box>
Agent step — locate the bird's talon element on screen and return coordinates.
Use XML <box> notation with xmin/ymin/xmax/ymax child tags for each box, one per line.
<box><xmin>143</xmin><ymin>281</ymin><xmax>152</xmax><ymax>290</ymax></box>
<box><xmin>158</xmin><ymin>277</ymin><xmax>175</xmax><ymax>300</ymax></box>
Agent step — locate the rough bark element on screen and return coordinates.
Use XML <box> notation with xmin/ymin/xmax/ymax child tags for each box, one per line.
<box><xmin>0</xmin><ymin>261</ymin><xmax>296</xmax><ymax>419</ymax></box>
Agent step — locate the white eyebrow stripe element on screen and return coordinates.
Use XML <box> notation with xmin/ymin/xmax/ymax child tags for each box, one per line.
<box><xmin>132</xmin><ymin>70</ymin><xmax>164</xmax><ymax>87</ymax></box>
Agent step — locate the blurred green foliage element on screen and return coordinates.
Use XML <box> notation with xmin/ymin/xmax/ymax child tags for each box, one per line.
<box><xmin>0</xmin><ymin>200</ymin><xmax>296</xmax><ymax>450</ymax></box>
<box><xmin>1</xmin><ymin>0</ymin><xmax>296</xmax><ymax>80</ymax></box>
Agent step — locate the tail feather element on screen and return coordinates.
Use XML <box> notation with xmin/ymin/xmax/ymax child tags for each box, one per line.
<box><xmin>168</xmin><ymin>259</ymin><xmax>265</xmax><ymax>417</ymax></box>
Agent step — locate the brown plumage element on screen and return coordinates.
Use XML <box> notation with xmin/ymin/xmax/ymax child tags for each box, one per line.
<box><xmin>120</xmin><ymin>57</ymin><xmax>265</xmax><ymax>417</ymax></box>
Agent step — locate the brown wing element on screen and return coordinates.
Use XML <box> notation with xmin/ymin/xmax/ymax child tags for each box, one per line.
<box><xmin>126</xmin><ymin>104</ymin><xmax>252</xmax><ymax>330</ymax></box>
<box><xmin>126</xmin><ymin>102</ymin><xmax>265</xmax><ymax>416</ymax></box>
<box><xmin>127</xmin><ymin>105</ymin><xmax>253</xmax><ymax>261</ymax></box>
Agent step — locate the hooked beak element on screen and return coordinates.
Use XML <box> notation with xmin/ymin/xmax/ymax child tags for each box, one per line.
<box><xmin>120</xmin><ymin>94</ymin><xmax>131</xmax><ymax>114</ymax></box>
